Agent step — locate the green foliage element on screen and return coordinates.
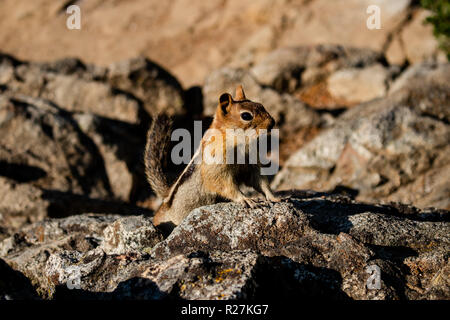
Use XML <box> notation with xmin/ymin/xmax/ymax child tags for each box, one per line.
<box><xmin>420</xmin><ymin>0</ymin><xmax>450</xmax><ymax>60</ymax></box>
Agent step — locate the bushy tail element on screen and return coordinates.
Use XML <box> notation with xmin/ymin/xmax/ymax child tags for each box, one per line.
<box><xmin>145</xmin><ymin>113</ymin><xmax>173</xmax><ymax>198</ymax></box>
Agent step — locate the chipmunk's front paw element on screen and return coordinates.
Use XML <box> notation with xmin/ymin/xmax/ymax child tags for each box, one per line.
<box><xmin>265</xmin><ymin>194</ymin><xmax>281</xmax><ymax>203</ymax></box>
<box><xmin>241</xmin><ymin>197</ymin><xmax>258</xmax><ymax>209</ymax></box>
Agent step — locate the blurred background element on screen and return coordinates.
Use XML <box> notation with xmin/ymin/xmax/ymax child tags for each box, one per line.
<box><xmin>0</xmin><ymin>0</ymin><xmax>447</xmax><ymax>86</ymax></box>
<box><xmin>0</xmin><ymin>0</ymin><xmax>449</xmax><ymax>237</ymax></box>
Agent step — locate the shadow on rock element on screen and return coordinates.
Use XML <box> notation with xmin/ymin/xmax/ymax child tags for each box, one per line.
<box><xmin>41</xmin><ymin>190</ymin><xmax>153</xmax><ymax>218</ymax></box>
<box><xmin>245</xmin><ymin>256</ymin><xmax>350</xmax><ymax>300</ymax></box>
<box><xmin>0</xmin><ymin>161</ymin><xmax>47</xmax><ymax>183</ymax></box>
<box><xmin>280</xmin><ymin>190</ymin><xmax>448</xmax><ymax>236</ymax></box>
<box><xmin>52</xmin><ymin>277</ymin><xmax>167</xmax><ymax>300</ymax></box>
<box><xmin>0</xmin><ymin>258</ymin><xmax>40</xmax><ymax>300</ymax></box>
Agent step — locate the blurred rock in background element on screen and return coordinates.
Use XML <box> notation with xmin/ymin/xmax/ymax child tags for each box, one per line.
<box><xmin>0</xmin><ymin>0</ymin><xmax>446</xmax><ymax>87</ymax></box>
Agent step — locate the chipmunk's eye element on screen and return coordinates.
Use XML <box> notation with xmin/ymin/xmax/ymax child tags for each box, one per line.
<box><xmin>240</xmin><ymin>112</ymin><xmax>253</xmax><ymax>121</ymax></box>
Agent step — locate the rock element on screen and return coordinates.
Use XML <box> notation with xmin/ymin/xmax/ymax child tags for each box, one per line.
<box><xmin>0</xmin><ymin>214</ymin><xmax>158</xmax><ymax>298</ymax></box>
<box><xmin>7</xmin><ymin>63</ymin><xmax>144</xmax><ymax>124</ymax></box>
<box><xmin>1</xmin><ymin>55</ymin><xmax>186</xmax><ymax>123</ymax></box>
<box><xmin>389</xmin><ymin>62</ymin><xmax>450</xmax><ymax>98</ymax></box>
<box><xmin>0</xmin><ymin>84</ymin><xmax>149</xmax><ymax>201</ymax></box>
<box><xmin>1</xmin><ymin>192</ymin><xmax>448</xmax><ymax>300</ymax></box>
<box><xmin>400</xmin><ymin>9</ymin><xmax>442</xmax><ymax>64</ymax></box>
<box><xmin>106</xmin><ymin>57</ymin><xmax>185</xmax><ymax>117</ymax></box>
<box><xmin>273</xmin><ymin>63</ymin><xmax>450</xmax><ymax>210</ymax></box>
<box><xmin>0</xmin><ymin>177</ymin><xmax>49</xmax><ymax>235</ymax></box>
<box><xmin>46</xmin><ymin>250</ymin><xmax>265</xmax><ymax>300</ymax></box>
<box><xmin>72</xmin><ymin>113</ymin><xmax>146</xmax><ymax>202</ymax></box>
<box><xmin>0</xmin><ymin>95</ymin><xmax>112</xmax><ymax>199</ymax></box>
<box><xmin>278</xmin><ymin>0</ymin><xmax>411</xmax><ymax>52</ymax></box>
<box><xmin>327</xmin><ymin>64</ymin><xmax>389</xmax><ymax>105</ymax></box>
<box><xmin>386</xmin><ymin>34</ymin><xmax>406</xmax><ymax>66</ymax></box>
<box><xmin>101</xmin><ymin>216</ymin><xmax>163</xmax><ymax>255</ymax></box>
<box><xmin>250</xmin><ymin>45</ymin><xmax>383</xmax><ymax>92</ymax></box>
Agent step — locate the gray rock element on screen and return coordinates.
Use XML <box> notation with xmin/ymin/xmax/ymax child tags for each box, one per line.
<box><xmin>1</xmin><ymin>193</ymin><xmax>448</xmax><ymax>300</ymax></box>
<box><xmin>250</xmin><ymin>45</ymin><xmax>383</xmax><ymax>92</ymax></box>
<box><xmin>0</xmin><ymin>55</ymin><xmax>186</xmax><ymax>123</ymax></box>
<box><xmin>72</xmin><ymin>113</ymin><xmax>147</xmax><ymax>202</ymax></box>
<box><xmin>0</xmin><ymin>214</ymin><xmax>159</xmax><ymax>298</ymax></box>
<box><xmin>273</xmin><ymin>63</ymin><xmax>450</xmax><ymax>210</ymax></box>
<box><xmin>8</xmin><ymin>64</ymin><xmax>144</xmax><ymax>125</ymax></box>
<box><xmin>106</xmin><ymin>57</ymin><xmax>185</xmax><ymax>117</ymax></box>
<box><xmin>101</xmin><ymin>216</ymin><xmax>163</xmax><ymax>255</ymax></box>
<box><xmin>0</xmin><ymin>95</ymin><xmax>112</xmax><ymax>199</ymax></box>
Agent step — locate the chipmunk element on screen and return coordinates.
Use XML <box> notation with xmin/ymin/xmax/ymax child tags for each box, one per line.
<box><xmin>145</xmin><ymin>85</ymin><xmax>279</xmax><ymax>231</ymax></box>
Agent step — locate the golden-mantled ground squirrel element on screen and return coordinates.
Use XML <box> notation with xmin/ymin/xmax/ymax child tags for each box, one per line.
<box><xmin>145</xmin><ymin>85</ymin><xmax>279</xmax><ymax>231</ymax></box>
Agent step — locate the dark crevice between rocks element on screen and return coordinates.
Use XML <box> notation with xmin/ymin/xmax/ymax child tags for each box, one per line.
<box><xmin>367</xmin><ymin>244</ymin><xmax>418</xmax><ymax>261</ymax></box>
<box><xmin>420</xmin><ymin>111</ymin><xmax>450</xmax><ymax>126</ymax></box>
<box><xmin>41</xmin><ymin>189</ymin><xmax>153</xmax><ymax>218</ymax></box>
<box><xmin>0</xmin><ymin>53</ymin><xmax>23</xmax><ymax>67</ymax></box>
<box><xmin>58</xmin><ymin>1</ymin><xmax>82</xmax><ymax>14</ymax></box>
<box><xmin>0</xmin><ymin>161</ymin><xmax>47</xmax><ymax>183</ymax></box>
<box><xmin>52</xmin><ymin>278</ymin><xmax>167</xmax><ymax>300</ymax></box>
<box><xmin>156</xmin><ymin>222</ymin><xmax>177</xmax><ymax>238</ymax></box>
<box><xmin>0</xmin><ymin>259</ymin><xmax>40</xmax><ymax>300</ymax></box>
<box><xmin>37</xmin><ymin>57</ymin><xmax>87</xmax><ymax>75</ymax></box>
<box><xmin>242</xmin><ymin>256</ymin><xmax>350</xmax><ymax>300</ymax></box>
<box><xmin>369</xmin><ymin>259</ymin><xmax>412</xmax><ymax>300</ymax></box>
<box><xmin>284</xmin><ymin>196</ymin><xmax>449</xmax><ymax>237</ymax></box>
<box><xmin>381</xmin><ymin>5</ymin><xmax>415</xmax><ymax>56</ymax></box>
<box><xmin>184</xmin><ymin>86</ymin><xmax>204</xmax><ymax>116</ymax></box>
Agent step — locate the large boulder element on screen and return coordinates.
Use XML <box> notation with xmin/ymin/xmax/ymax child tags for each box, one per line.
<box><xmin>0</xmin><ymin>55</ymin><xmax>169</xmax><ymax>203</ymax></box>
<box><xmin>72</xmin><ymin>112</ymin><xmax>147</xmax><ymax>202</ymax></box>
<box><xmin>0</xmin><ymin>55</ymin><xmax>186</xmax><ymax>123</ymax></box>
<box><xmin>0</xmin><ymin>214</ymin><xmax>161</xmax><ymax>298</ymax></box>
<box><xmin>4</xmin><ymin>61</ymin><xmax>143</xmax><ymax>125</ymax></box>
<box><xmin>273</xmin><ymin>63</ymin><xmax>450</xmax><ymax>210</ymax></box>
<box><xmin>0</xmin><ymin>94</ymin><xmax>112</xmax><ymax>199</ymax></box>
<box><xmin>0</xmin><ymin>192</ymin><xmax>448</xmax><ymax>300</ymax></box>
<box><xmin>106</xmin><ymin>57</ymin><xmax>185</xmax><ymax>117</ymax></box>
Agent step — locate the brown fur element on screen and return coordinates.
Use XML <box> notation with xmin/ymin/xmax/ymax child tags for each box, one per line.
<box><xmin>146</xmin><ymin>85</ymin><xmax>279</xmax><ymax>231</ymax></box>
<box><xmin>144</xmin><ymin>114</ymin><xmax>173</xmax><ymax>198</ymax></box>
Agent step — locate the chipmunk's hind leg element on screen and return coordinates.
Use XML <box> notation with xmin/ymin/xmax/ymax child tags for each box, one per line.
<box><xmin>247</xmin><ymin>173</ymin><xmax>280</xmax><ymax>203</ymax></box>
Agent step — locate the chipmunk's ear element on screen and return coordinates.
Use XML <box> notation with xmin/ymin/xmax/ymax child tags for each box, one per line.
<box><xmin>219</xmin><ymin>93</ymin><xmax>233</xmax><ymax>114</ymax></box>
<box><xmin>235</xmin><ymin>84</ymin><xmax>246</xmax><ymax>100</ymax></box>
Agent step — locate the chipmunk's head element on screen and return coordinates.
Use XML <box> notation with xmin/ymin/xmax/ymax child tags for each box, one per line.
<box><xmin>213</xmin><ymin>85</ymin><xmax>275</xmax><ymax>133</ymax></box>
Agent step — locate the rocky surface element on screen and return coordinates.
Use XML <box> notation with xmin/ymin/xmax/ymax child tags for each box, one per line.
<box><xmin>0</xmin><ymin>53</ymin><xmax>185</xmax><ymax>214</ymax></box>
<box><xmin>273</xmin><ymin>63</ymin><xmax>450</xmax><ymax>210</ymax></box>
<box><xmin>0</xmin><ymin>192</ymin><xmax>448</xmax><ymax>300</ymax></box>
